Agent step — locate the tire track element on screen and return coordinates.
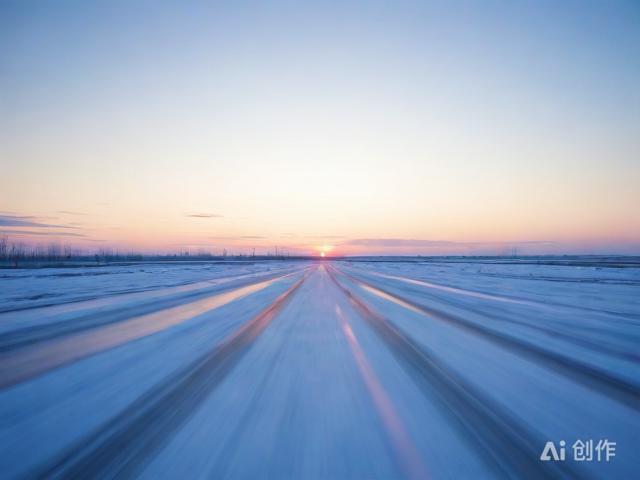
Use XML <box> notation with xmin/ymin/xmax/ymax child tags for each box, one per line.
<box><xmin>343</xmin><ymin>264</ymin><xmax>640</xmax><ymax>321</ymax></box>
<box><xmin>27</xmin><ymin>269</ymin><xmax>311</xmax><ymax>480</ymax></box>
<box><xmin>0</xmin><ymin>270</ymin><xmax>307</xmax><ymax>391</ymax></box>
<box><xmin>335</xmin><ymin>303</ymin><xmax>429</xmax><ymax>480</ymax></box>
<box><xmin>327</xmin><ymin>265</ymin><xmax>583</xmax><ymax>480</ymax></box>
<box><xmin>344</xmin><ymin>267</ymin><xmax>640</xmax><ymax>364</ymax></box>
<box><xmin>0</xmin><ymin>267</ymin><xmax>302</xmax><ymax>353</ymax></box>
<box><xmin>203</xmin><ymin>299</ymin><xmax>302</xmax><ymax>479</ymax></box>
<box><xmin>334</xmin><ymin>267</ymin><xmax>640</xmax><ymax>412</ymax></box>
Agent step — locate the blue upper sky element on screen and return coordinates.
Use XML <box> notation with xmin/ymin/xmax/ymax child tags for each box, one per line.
<box><xmin>1</xmin><ymin>1</ymin><xmax>639</xmax><ymax>255</ymax></box>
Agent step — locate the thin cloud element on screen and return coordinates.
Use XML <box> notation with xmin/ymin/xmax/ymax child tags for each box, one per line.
<box><xmin>342</xmin><ymin>238</ymin><xmax>557</xmax><ymax>248</ymax></box>
<box><xmin>304</xmin><ymin>235</ymin><xmax>346</xmax><ymax>239</ymax></box>
<box><xmin>0</xmin><ymin>215</ymin><xmax>77</xmax><ymax>229</ymax></box>
<box><xmin>502</xmin><ymin>241</ymin><xmax>557</xmax><ymax>246</ymax></box>
<box><xmin>344</xmin><ymin>238</ymin><xmax>457</xmax><ymax>247</ymax></box>
<box><xmin>209</xmin><ymin>235</ymin><xmax>265</xmax><ymax>240</ymax></box>
<box><xmin>56</xmin><ymin>210</ymin><xmax>88</xmax><ymax>216</ymax></box>
<box><xmin>186</xmin><ymin>213</ymin><xmax>223</xmax><ymax>218</ymax></box>
<box><xmin>0</xmin><ymin>229</ymin><xmax>86</xmax><ymax>237</ymax></box>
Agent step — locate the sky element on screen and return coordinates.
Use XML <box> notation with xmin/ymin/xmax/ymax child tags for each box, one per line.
<box><xmin>1</xmin><ymin>0</ymin><xmax>639</xmax><ymax>256</ymax></box>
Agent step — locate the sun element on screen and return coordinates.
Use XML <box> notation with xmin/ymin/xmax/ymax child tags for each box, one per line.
<box><xmin>317</xmin><ymin>245</ymin><xmax>333</xmax><ymax>257</ymax></box>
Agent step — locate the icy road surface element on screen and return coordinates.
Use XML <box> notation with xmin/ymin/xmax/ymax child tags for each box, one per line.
<box><xmin>0</xmin><ymin>260</ymin><xmax>638</xmax><ymax>479</ymax></box>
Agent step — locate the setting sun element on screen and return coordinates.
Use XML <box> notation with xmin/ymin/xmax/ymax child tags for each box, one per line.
<box><xmin>317</xmin><ymin>245</ymin><xmax>333</xmax><ymax>257</ymax></box>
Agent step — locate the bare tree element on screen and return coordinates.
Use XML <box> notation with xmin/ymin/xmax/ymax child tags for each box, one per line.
<box><xmin>47</xmin><ymin>242</ymin><xmax>62</xmax><ymax>260</ymax></box>
<box><xmin>0</xmin><ymin>236</ymin><xmax>7</xmax><ymax>260</ymax></box>
<box><xmin>9</xmin><ymin>241</ymin><xmax>26</xmax><ymax>267</ymax></box>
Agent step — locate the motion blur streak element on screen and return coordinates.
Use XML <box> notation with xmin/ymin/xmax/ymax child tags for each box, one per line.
<box><xmin>0</xmin><ymin>270</ymin><xmax>298</xmax><ymax>389</ymax></box>
<box><xmin>30</xmin><ymin>269</ymin><xmax>310</xmax><ymax>479</ymax></box>
<box><xmin>359</xmin><ymin>283</ymin><xmax>424</xmax><ymax>314</ymax></box>
<box><xmin>326</xmin><ymin>265</ymin><xmax>576</xmax><ymax>479</ymax></box>
<box><xmin>0</xmin><ymin>259</ymin><xmax>637</xmax><ymax>478</ymax></box>
<box><xmin>364</xmin><ymin>270</ymin><xmax>538</xmax><ymax>306</ymax></box>
<box><xmin>336</xmin><ymin>303</ymin><xmax>429</xmax><ymax>480</ymax></box>
<box><xmin>337</xmin><ymin>267</ymin><xmax>640</xmax><ymax>411</ymax></box>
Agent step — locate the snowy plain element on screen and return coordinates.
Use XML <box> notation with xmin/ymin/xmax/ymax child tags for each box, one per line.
<box><xmin>0</xmin><ymin>259</ymin><xmax>638</xmax><ymax>479</ymax></box>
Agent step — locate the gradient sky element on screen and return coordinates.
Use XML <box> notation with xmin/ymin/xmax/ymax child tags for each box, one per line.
<box><xmin>1</xmin><ymin>1</ymin><xmax>639</xmax><ymax>255</ymax></box>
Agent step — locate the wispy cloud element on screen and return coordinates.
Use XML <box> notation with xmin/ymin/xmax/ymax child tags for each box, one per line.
<box><xmin>170</xmin><ymin>242</ymin><xmax>216</xmax><ymax>247</ymax></box>
<box><xmin>209</xmin><ymin>235</ymin><xmax>265</xmax><ymax>240</ymax></box>
<box><xmin>0</xmin><ymin>215</ymin><xmax>77</xmax><ymax>229</ymax></box>
<box><xmin>343</xmin><ymin>238</ymin><xmax>456</xmax><ymax>247</ymax></box>
<box><xmin>0</xmin><ymin>229</ymin><xmax>86</xmax><ymax>237</ymax></box>
<box><xmin>342</xmin><ymin>238</ymin><xmax>557</xmax><ymax>248</ymax></box>
<box><xmin>304</xmin><ymin>235</ymin><xmax>346</xmax><ymax>239</ymax></box>
<box><xmin>56</xmin><ymin>210</ymin><xmax>88</xmax><ymax>216</ymax></box>
<box><xmin>186</xmin><ymin>213</ymin><xmax>223</xmax><ymax>218</ymax></box>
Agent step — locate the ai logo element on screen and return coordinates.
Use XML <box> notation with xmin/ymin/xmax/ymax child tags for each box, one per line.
<box><xmin>540</xmin><ymin>440</ymin><xmax>566</xmax><ymax>461</ymax></box>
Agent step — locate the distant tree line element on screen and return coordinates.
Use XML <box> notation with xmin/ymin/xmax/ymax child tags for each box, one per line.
<box><xmin>0</xmin><ymin>236</ymin><xmax>83</xmax><ymax>267</ymax></box>
<box><xmin>0</xmin><ymin>236</ymin><xmax>299</xmax><ymax>268</ymax></box>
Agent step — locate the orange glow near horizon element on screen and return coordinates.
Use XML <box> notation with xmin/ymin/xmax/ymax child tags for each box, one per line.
<box><xmin>1</xmin><ymin>2</ymin><xmax>639</xmax><ymax>257</ymax></box>
<box><xmin>317</xmin><ymin>245</ymin><xmax>334</xmax><ymax>257</ymax></box>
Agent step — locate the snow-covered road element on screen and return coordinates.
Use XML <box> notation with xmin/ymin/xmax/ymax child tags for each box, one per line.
<box><xmin>0</xmin><ymin>261</ymin><xmax>637</xmax><ymax>479</ymax></box>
